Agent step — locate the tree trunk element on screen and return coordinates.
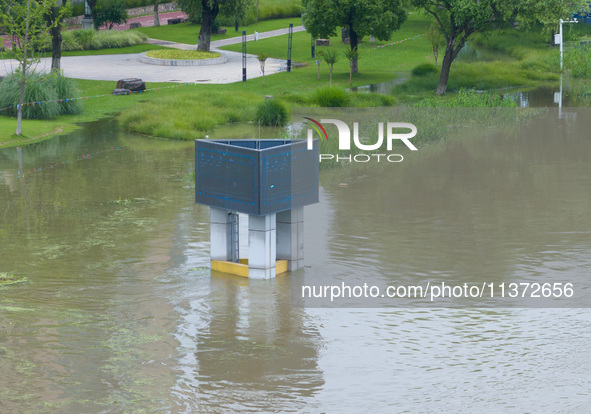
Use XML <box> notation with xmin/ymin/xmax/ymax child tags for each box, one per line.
<box><xmin>50</xmin><ymin>15</ymin><xmax>62</xmax><ymax>71</ymax></box>
<box><xmin>436</xmin><ymin>33</ymin><xmax>467</xmax><ymax>95</ymax></box>
<box><xmin>17</xmin><ymin>0</ymin><xmax>30</xmax><ymax>137</ymax></box>
<box><xmin>436</xmin><ymin>39</ymin><xmax>456</xmax><ymax>95</ymax></box>
<box><xmin>349</xmin><ymin>26</ymin><xmax>358</xmax><ymax>74</ymax></box>
<box><xmin>154</xmin><ymin>1</ymin><xmax>160</xmax><ymax>27</ymax></box>
<box><xmin>329</xmin><ymin>65</ymin><xmax>333</xmax><ymax>86</ymax></box>
<box><xmin>197</xmin><ymin>0</ymin><xmax>219</xmax><ymax>52</ymax></box>
<box><xmin>45</xmin><ymin>4</ymin><xmax>63</xmax><ymax>72</ymax></box>
<box><xmin>256</xmin><ymin>0</ymin><xmax>259</xmax><ymax>21</ymax></box>
<box><xmin>17</xmin><ymin>80</ymin><xmax>25</xmax><ymax>136</ymax></box>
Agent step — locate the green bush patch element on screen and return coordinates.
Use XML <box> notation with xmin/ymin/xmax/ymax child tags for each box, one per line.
<box><xmin>59</xmin><ymin>29</ymin><xmax>148</xmax><ymax>51</ymax></box>
<box><xmin>411</xmin><ymin>62</ymin><xmax>438</xmax><ymax>77</ymax></box>
<box><xmin>312</xmin><ymin>87</ymin><xmax>350</xmax><ymax>107</ymax></box>
<box><xmin>255</xmin><ymin>99</ymin><xmax>288</xmax><ymax>126</ymax></box>
<box><xmin>0</xmin><ymin>72</ymin><xmax>83</xmax><ymax>120</ymax></box>
<box><xmin>145</xmin><ymin>50</ymin><xmax>221</xmax><ymax>60</ymax></box>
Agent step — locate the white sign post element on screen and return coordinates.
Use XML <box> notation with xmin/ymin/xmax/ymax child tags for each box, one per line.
<box><xmin>558</xmin><ymin>18</ymin><xmax>578</xmax><ymax>71</ymax></box>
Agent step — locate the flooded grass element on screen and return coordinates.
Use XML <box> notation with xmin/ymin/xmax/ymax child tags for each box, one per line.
<box><xmin>0</xmin><ymin>273</ymin><xmax>26</xmax><ymax>286</ymax></box>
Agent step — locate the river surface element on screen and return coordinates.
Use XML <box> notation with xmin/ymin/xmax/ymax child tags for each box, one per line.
<box><xmin>1</xmin><ymin>110</ymin><xmax>591</xmax><ymax>413</ymax></box>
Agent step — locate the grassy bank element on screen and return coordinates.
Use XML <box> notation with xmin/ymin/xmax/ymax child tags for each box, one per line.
<box><xmin>2</xmin><ymin>13</ymin><xmax>590</xmax><ymax>146</ymax></box>
<box><xmin>119</xmin><ymin>85</ymin><xmax>394</xmax><ymax>140</ymax></box>
<box><xmin>0</xmin><ymin>80</ymin><xmax>175</xmax><ymax>147</ymax></box>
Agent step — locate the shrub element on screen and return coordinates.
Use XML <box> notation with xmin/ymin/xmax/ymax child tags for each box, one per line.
<box><xmin>254</xmin><ymin>99</ymin><xmax>288</xmax><ymax>126</ymax></box>
<box><xmin>0</xmin><ymin>72</ymin><xmax>83</xmax><ymax>120</ymax></box>
<box><xmin>52</xmin><ymin>74</ymin><xmax>84</xmax><ymax>115</ymax></box>
<box><xmin>60</xmin><ymin>29</ymin><xmax>147</xmax><ymax>51</ymax></box>
<box><xmin>411</xmin><ymin>63</ymin><xmax>438</xmax><ymax>77</ymax></box>
<box><xmin>72</xmin><ymin>29</ymin><xmax>95</xmax><ymax>50</ymax></box>
<box><xmin>312</xmin><ymin>87</ymin><xmax>350</xmax><ymax>107</ymax></box>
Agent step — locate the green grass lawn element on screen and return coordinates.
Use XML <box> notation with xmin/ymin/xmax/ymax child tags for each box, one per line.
<box><xmin>221</xmin><ymin>12</ymin><xmax>430</xmax><ymax>73</ymax></box>
<box><xmin>136</xmin><ymin>17</ymin><xmax>303</xmax><ymax>45</ymax></box>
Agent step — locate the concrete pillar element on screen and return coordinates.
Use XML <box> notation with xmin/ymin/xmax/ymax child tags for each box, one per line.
<box><xmin>248</xmin><ymin>214</ymin><xmax>276</xmax><ymax>279</ymax></box>
<box><xmin>210</xmin><ymin>207</ymin><xmax>236</xmax><ymax>262</ymax></box>
<box><xmin>276</xmin><ymin>207</ymin><xmax>304</xmax><ymax>271</ymax></box>
<box><xmin>81</xmin><ymin>17</ymin><xmax>94</xmax><ymax>30</ymax></box>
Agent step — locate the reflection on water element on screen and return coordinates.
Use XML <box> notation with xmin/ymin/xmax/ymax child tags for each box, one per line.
<box><xmin>349</xmin><ymin>74</ymin><xmax>409</xmax><ymax>94</ymax></box>
<box><xmin>503</xmin><ymin>77</ymin><xmax>591</xmax><ymax>108</ymax></box>
<box><xmin>1</xmin><ymin>111</ymin><xmax>591</xmax><ymax>412</ymax></box>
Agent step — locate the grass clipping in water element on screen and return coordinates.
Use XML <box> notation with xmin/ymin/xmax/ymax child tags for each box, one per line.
<box><xmin>0</xmin><ymin>273</ymin><xmax>26</xmax><ymax>286</ymax></box>
<box><xmin>145</xmin><ymin>50</ymin><xmax>221</xmax><ymax>60</ymax></box>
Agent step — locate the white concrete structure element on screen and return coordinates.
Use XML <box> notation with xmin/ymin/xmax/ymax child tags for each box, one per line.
<box><xmin>248</xmin><ymin>214</ymin><xmax>277</xmax><ymax>279</ymax></box>
<box><xmin>276</xmin><ymin>207</ymin><xmax>304</xmax><ymax>271</ymax></box>
<box><xmin>209</xmin><ymin>207</ymin><xmax>305</xmax><ymax>279</ymax></box>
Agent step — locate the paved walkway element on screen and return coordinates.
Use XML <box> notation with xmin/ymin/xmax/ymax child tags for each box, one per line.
<box><xmin>0</xmin><ymin>26</ymin><xmax>305</xmax><ymax>84</ymax></box>
<box><xmin>108</xmin><ymin>11</ymin><xmax>187</xmax><ymax>31</ymax></box>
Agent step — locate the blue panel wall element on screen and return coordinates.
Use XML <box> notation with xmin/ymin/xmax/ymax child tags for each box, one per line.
<box><xmin>196</xmin><ymin>139</ymin><xmax>319</xmax><ymax>215</ymax></box>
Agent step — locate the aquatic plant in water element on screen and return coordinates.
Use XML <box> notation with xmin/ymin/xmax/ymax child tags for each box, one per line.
<box><xmin>0</xmin><ymin>273</ymin><xmax>26</xmax><ymax>286</ymax></box>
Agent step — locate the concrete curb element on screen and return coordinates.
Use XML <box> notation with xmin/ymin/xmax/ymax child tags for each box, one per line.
<box><xmin>138</xmin><ymin>51</ymin><xmax>228</xmax><ymax>66</ymax></box>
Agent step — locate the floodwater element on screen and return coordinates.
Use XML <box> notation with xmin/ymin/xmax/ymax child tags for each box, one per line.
<box><xmin>1</xmin><ymin>109</ymin><xmax>591</xmax><ymax>413</ymax></box>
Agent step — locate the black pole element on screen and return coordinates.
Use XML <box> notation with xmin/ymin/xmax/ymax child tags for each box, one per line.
<box><xmin>242</xmin><ymin>30</ymin><xmax>247</xmax><ymax>82</ymax></box>
<box><xmin>235</xmin><ymin>18</ymin><xmax>239</xmax><ymax>32</ymax></box>
<box><xmin>311</xmin><ymin>35</ymin><xmax>315</xmax><ymax>58</ymax></box>
<box><xmin>287</xmin><ymin>23</ymin><xmax>293</xmax><ymax>72</ymax></box>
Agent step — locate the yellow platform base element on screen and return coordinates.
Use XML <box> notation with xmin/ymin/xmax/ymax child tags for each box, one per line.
<box><xmin>211</xmin><ymin>259</ymin><xmax>289</xmax><ymax>277</ymax></box>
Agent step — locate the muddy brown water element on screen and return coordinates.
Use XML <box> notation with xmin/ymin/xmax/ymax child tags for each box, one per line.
<box><xmin>1</xmin><ymin>109</ymin><xmax>591</xmax><ymax>412</ymax></box>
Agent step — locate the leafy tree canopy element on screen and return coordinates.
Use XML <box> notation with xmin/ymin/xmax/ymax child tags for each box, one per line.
<box><xmin>303</xmin><ymin>0</ymin><xmax>407</xmax><ymax>73</ymax></box>
<box><xmin>412</xmin><ymin>0</ymin><xmax>589</xmax><ymax>94</ymax></box>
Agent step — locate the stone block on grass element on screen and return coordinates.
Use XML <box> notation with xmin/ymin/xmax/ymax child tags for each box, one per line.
<box><xmin>116</xmin><ymin>78</ymin><xmax>146</xmax><ymax>92</ymax></box>
<box><xmin>112</xmin><ymin>88</ymin><xmax>132</xmax><ymax>95</ymax></box>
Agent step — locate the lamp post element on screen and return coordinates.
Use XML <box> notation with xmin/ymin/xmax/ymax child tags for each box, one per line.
<box><xmin>557</xmin><ymin>18</ymin><xmax>578</xmax><ymax>71</ymax></box>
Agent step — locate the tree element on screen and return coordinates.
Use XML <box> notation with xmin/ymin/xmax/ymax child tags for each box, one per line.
<box><xmin>319</xmin><ymin>48</ymin><xmax>339</xmax><ymax>86</ymax></box>
<box><xmin>153</xmin><ymin>0</ymin><xmax>160</xmax><ymax>27</ymax></box>
<box><xmin>177</xmin><ymin>0</ymin><xmax>252</xmax><ymax>51</ymax></box>
<box><xmin>302</xmin><ymin>0</ymin><xmax>406</xmax><ymax>74</ymax></box>
<box><xmin>257</xmin><ymin>53</ymin><xmax>268</xmax><ymax>86</ymax></box>
<box><xmin>93</xmin><ymin>0</ymin><xmax>127</xmax><ymax>30</ymax></box>
<box><xmin>412</xmin><ymin>0</ymin><xmax>589</xmax><ymax>95</ymax></box>
<box><xmin>343</xmin><ymin>47</ymin><xmax>359</xmax><ymax>85</ymax></box>
<box><xmin>426</xmin><ymin>19</ymin><xmax>443</xmax><ymax>67</ymax></box>
<box><xmin>44</xmin><ymin>0</ymin><xmax>72</xmax><ymax>72</ymax></box>
<box><xmin>0</xmin><ymin>0</ymin><xmax>63</xmax><ymax>135</ymax></box>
